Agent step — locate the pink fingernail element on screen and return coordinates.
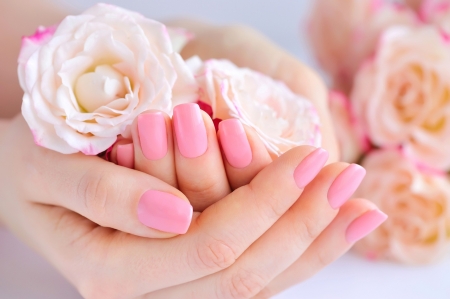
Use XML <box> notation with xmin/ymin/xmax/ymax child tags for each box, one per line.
<box><xmin>138</xmin><ymin>112</ymin><xmax>168</xmax><ymax>160</ymax></box>
<box><xmin>173</xmin><ymin>103</ymin><xmax>207</xmax><ymax>158</ymax></box>
<box><xmin>346</xmin><ymin>210</ymin><xmax>388</xmax><ymax>243</ymax></box>
<box><xmin>117</xmin><ymin>143</ymin><xmax>134</xmax><ymax>169</ymax></box>
<box><xmin>219</xmin><ymin>119</ymin><xmax>252</xmax><ymax>168</ymax></box>
<box><xmin>294</xmin><ymin>148</ymin><xmax>329</xmax><ymax>189</ymax></box>
<box><xmin>137</xmin><ymin>190</ymin><xmax>193</xmax><ymax>234</ymax></box>
<box><xmin>328</xmin><ymin>164</ymin><xmax>366</xmax><ymax>209</ymax></box>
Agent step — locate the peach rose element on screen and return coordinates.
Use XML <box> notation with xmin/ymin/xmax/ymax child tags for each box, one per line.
<box><xmin>329</xmin><ymin>91</ymin><xmax>368</xmax><ymax>163</ymax></box>
<box><xmin>19</xmin><ymin>4</ymin><xmax>197</xmax><ymax>155</ymax></box>
<box><xmin>184</xmin><ymin>58</ymin><xmax>321</xmax><ymax>155</ymax></box>
<box><xmin>352</xmin><ymin>26</ymin><xmax>450</xmax><ymax>170</ymax></box>
<box><xmin>308</xmin><ymin>0</ymin><xmax>417</xmax><ymax>93</ymax></box>
<box><xmin>354</xmin><ymin>150</ymin><xmax>450</xmax><ymax>264</ymax></box>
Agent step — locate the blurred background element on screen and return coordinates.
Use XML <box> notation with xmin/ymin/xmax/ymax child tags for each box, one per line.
<box><xmin>1</xmin><ymin>0</ymin><xmax>449</xmax><ymax>298</ymax></box>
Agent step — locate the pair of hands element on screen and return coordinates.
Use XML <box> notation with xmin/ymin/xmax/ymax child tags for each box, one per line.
<box><xmin>0</xmin><ymin>22</ymin><xmax>377</xmax><ymax>298</ymax></box>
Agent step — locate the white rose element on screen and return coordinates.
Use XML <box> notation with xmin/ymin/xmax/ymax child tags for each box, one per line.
<box><xmin>183</xmin><ymin>58</ymin><xmax>321</xmax><ymax>155</ymax></box>
<box><xmin>19</xmin><ymin>4</ymin><xmax>197</xmax><ymax>155</ymax></box>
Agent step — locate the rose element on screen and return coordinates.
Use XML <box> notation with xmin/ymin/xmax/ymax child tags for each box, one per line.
<box><xmin>328</xmin><ymin>91</ymin><xmax>368</xmax><ymax>163</ymax></box>
<box><xmin>308</xmin><ymin>0</ymin><xmax>417</xmax><ymax>93</ymax></box>
<box><xmin>421</xmin><ymin>0</ymin><xmax>450</xmax><ymax>30</ymax></box>
<box><xmin>180</xmin><ymin>58</ymin><xmax>321</xmax><ymax>156</ymax></box>
<box><xmin>354</xmin><ymin>149</ymin><xmax>450</xmax><ymax>264</ymax></box>
<box><xmin>352</xmin><ymin>26</ymin><xmax>450</xmax><ymax>170</ymax></box>
<box><xmin>19</xmin><ymin>3</ymin><xmax>197</xmax><ymax>155</ymax></box>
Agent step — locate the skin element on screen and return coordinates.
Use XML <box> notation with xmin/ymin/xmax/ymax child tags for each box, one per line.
<box><xmin>0</xmin><ymin>1</ymin><xmax>379</xmax><ymax>298</ymax></box>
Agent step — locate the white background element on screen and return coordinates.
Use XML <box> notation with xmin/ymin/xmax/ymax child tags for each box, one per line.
<box><xmin>1</xmin><ymin>0</ymin><xmax>449</xmax><ymax>298</ymax></box>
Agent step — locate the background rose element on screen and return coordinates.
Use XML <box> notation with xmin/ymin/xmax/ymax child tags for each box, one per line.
<box><xmin>329</xmin><ymin>91</ymin><xmax>368</xmax><ymax>163</ymax></box>
<box><xmin>186</xmin><ymin>58</ymin><xmax>321</xmax><ymax>156</ymax></box>
<box><xmin>19</xmin><ymin>4</ymin><xmax>196</xmax><ymax>155</ymax></box>
<box><xmin>308</xmin><ymin>0</ymin><xmax>417</xmax><ymax>93</ymax></box>
<box><xmin>354</xmin><ymin>149</ymin><xmax>450</xmax><ymax>264</ymax></box>
<box><xmin>352</xmin><ymin>26</ymin><xmax>450</xmax><ymax>170</ymax></box>
<box><xmin>421</xmin><ymin>0</ymin><xmax>450</xmax><ymax>30</ymax></box>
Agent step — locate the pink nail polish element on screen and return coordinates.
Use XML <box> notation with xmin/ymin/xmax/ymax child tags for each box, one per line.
<box><xmin>137</xmin><ymin>190</ymin><xmax>193</xmax><ymax>234</ymax></box>
<box><xmin>219</xmin><ymin>119</ymin><xmax>252</xmax><ymax>168</ymax></box>
<box><xmin>138</xmin><ymin>112</ymin><xmax>168</xmax><ymax>160</ymax></box>
<box><xmin>328</xmin><ymin>164</ymin><xmax>366</xmax><ymax>209</ymax></box>
<box><xmin>294</xmin><ymin>148</ymin><xmax>329</xmax><ymax>189</ymax></box>
<box><xmin>173</xmin><ymin>103</ymin><xmax>207</xmax><ymax>158</ymax></box>
<box><xmin>117</xmin><ymin>143</ymin><xmax>134</xmax><ymax>169</ymax></box>
<box><xmin>346</xmin><ymin>210</ymin><xmax>388</xmax><ymax>243</ymax></box>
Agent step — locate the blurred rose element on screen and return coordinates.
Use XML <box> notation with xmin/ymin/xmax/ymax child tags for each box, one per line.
<box><xmin>329</xmin><ymin>91</ymin><xmax>368</xmax><ymax>163</ymax></box>
<box><xmin>352</xmin><ymin>26</ymin><xmax>450</xmax><ymax>170</ymax></box>
<box><xmin>19</xmin><ymin>4</ymin><xmax>196</xmax><ymax>155</ymax></box>
<box><xmin>185</xmin><ymin>58</ymin><xmax>322</xmax><ymax>156</ymax></box>
<box><xmin>421</xmin><ymin>0</ymin><xmax>450</xmax><ymax>30</ymax></box>
<box><xmin>308</xmin><ymin>0</ymin><xmax>417</xmax><ymax>93</ymax></box>
<box><xmin>354</xmin><ymin>149</ymin><xmax>450</xmax><ymax>264</ymax></box>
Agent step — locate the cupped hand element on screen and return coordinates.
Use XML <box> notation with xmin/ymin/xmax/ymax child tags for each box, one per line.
<box><xmin>0</xmin><ymin>115</ymin><xmax>381</xmax><ymax>299</ymax></box>
<box><xmin>169</xmin><ymin>19</ymin><xmax>339</xmax><ymax>163</ymax></box>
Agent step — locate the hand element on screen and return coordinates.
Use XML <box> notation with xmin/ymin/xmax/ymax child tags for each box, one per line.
<box><xmin>169</xmin><ymin>19</ymin><xmax>340</xmax><ymax>163</ymax></box>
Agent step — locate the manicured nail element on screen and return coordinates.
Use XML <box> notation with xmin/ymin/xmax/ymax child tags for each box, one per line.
<box><xmin>137</xmin><ymin>190</ymin><xmax>193</xmax><ymax>234</ymax></box>
<box><xmin>173</xmin><ymin>103</ymin><xmax>207</xmax><ymax>158</ymax></box>
<box><xmin>346</xmin><ymin>209</ymin><xmax>388</xmax><ymax>243</ymax></box>
<box><xmin>328</xmin><ymin>164</ymin><xmax>366</xmax><ymax>209</ymax></box>
<box><xmin>117</xmin><ymin>143</ymin><xmax>134</xmax><ymax>169</ymax></box>
<box><xmin>294</xmin><ymin>148</ymin><xmax>329</xmax><ymax>189</ymax></box>
<box><xmin>219</xmin><ymin>119</ymin><xmax>252</xmax><ymax>168</ymax></box>
<box><xmin>138</xmin><ymin>112</ymin><xmax>168</xmax><ymax>160</ymax></box>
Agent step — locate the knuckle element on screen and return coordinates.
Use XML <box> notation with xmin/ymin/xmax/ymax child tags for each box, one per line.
<box><xmin>77</xmin><ymin>169</ymin><xmax>116</xmax><ymax>221</ymax></box>
<box><xmin>182</xmin><ymin>177</ymin><xmax>225</xmax><ymax>204</ymax></box>
<box><xmin>292</xmin><ymin>215</ymin><xmax>323</xmax><ymax>245</ymax></box>
<box><xmin>220</xmin><ymin>269</ymin><xmax>267</xmax><ymax>299</ymax></box>
<box><xmin>189</xmin><ymin>236</ymin><xmax>237</xmax><ymax>274</ymax></box>
<box><xmin>246</xmin><ymin>183</ymin><xmax>285</xmax><ymax>222</ymax></box>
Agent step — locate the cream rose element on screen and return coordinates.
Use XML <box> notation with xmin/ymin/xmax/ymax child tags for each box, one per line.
<box><xmin>308</xmin><ymin>0</ymin><xmax>417</xmax><ymax>93</ymax></box>
<box><xmin>19</xmin><ymin>4</ymin><xmax>197</xmax><ymax>155</ymax></box>
<box><xmin>354</xmin><ymin>150</ymin><xmax>450</xmax><ymax>264</ymax></box>
<box><xmin>183</xmin><ymin>58</ymin><xmax>321</xmax><ymax>155</ymax></box>
<box><xmin>352</xmin><ymin>26</ymin><xmax>450</xmax><ymax>170</ymax></box>
<box><xmin>329</xmin><ymin>91</ymin><xmax>368</xmax><ymax>163</ymax></box>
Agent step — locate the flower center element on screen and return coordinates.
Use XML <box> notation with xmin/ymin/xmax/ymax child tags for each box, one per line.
<box><xmin>75</xmin><ymin>65</ymin><xmax>127</xmax><ymax>112</ymax></box>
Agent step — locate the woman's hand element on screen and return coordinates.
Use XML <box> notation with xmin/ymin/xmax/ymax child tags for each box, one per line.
<box><xmin>170</xmin><ymin>19</ymin><xmax>339</xmax><ymax>163</ymax></box>
<box><xmin>0</xmin><ymin>115</ymin><xmax>380</xmax><ymax>299</ymax></box>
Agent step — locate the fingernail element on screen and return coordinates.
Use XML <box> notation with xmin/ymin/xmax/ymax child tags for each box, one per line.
<box><xmin>294</xmin><ymin>148</ymin><xmax>329</xmax><ymax>189</ymax></box>
<box><xmin>219</xmin><ymin>119</ymin><xmax>252</xmax><ymax>168</ymax></box>
<box><xmin>328</xmin><ymin>164</ymin><xmax>366</xmax><ymax>209</ymax></box>
<box><xmin>117</xmin><ymin>143</ymin><xmax>134</xmax><ymax>169</ymax></box>
<box><xmin>138</xmin><ymin>112</ymin><xmax>168</xmax><ymax>160</ymax></box>
<box><xmin>173</xmin><ymin>103</ymin><xmax>207</xmax><ymax>158</ymax></box>
<box><xmin>137</xmin><ymin>190</ymin><xmax>193</xmax><ymax>234</ymax></box>
<box><xmin>346</xmin><ymin>209</ymin><xmax>388</xmax><ymax>243</ymax></box>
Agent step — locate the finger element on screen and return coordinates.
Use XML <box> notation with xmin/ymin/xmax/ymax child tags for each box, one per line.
<box><xmin>110</xmin><ymin>139</ymin><xmax>134</xmax><ymax>169</ymax></box>
<box><xmin>177</xmin><ymin>21</ymin><xmax>339</xmax><ymax>162</ymax></box>
<box><xmin>218</xmin><ymin>119</ymin><xmax>272</xmax><ymax>190</ymax></box>
<box><xmin>26</xmin><ymin>132</ymin><xmax>193</xmax><ymax>238</ymax></box>
<box><xmin>172</xmin><ymin>103</ymin><xmax>231</xmax><ymax>211</ymax></box>
<box><xmin>27</xmin><ymin>146</ymin><xmax>329</xmax><ymax>297</ymax></box>
<box><xmin>131</xmin><ymin>110</ymin><xmax>178</xmax><ymax>187</ymax></box>
<box><xmin>148</xmin><ymin>162</ymin><xmax>366</xmax><ymax>298</ymax></box>
<box><xmin>255</xmin><ymin>199</ymin><xmax>387</xmax><ymax>298</ymax></box>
